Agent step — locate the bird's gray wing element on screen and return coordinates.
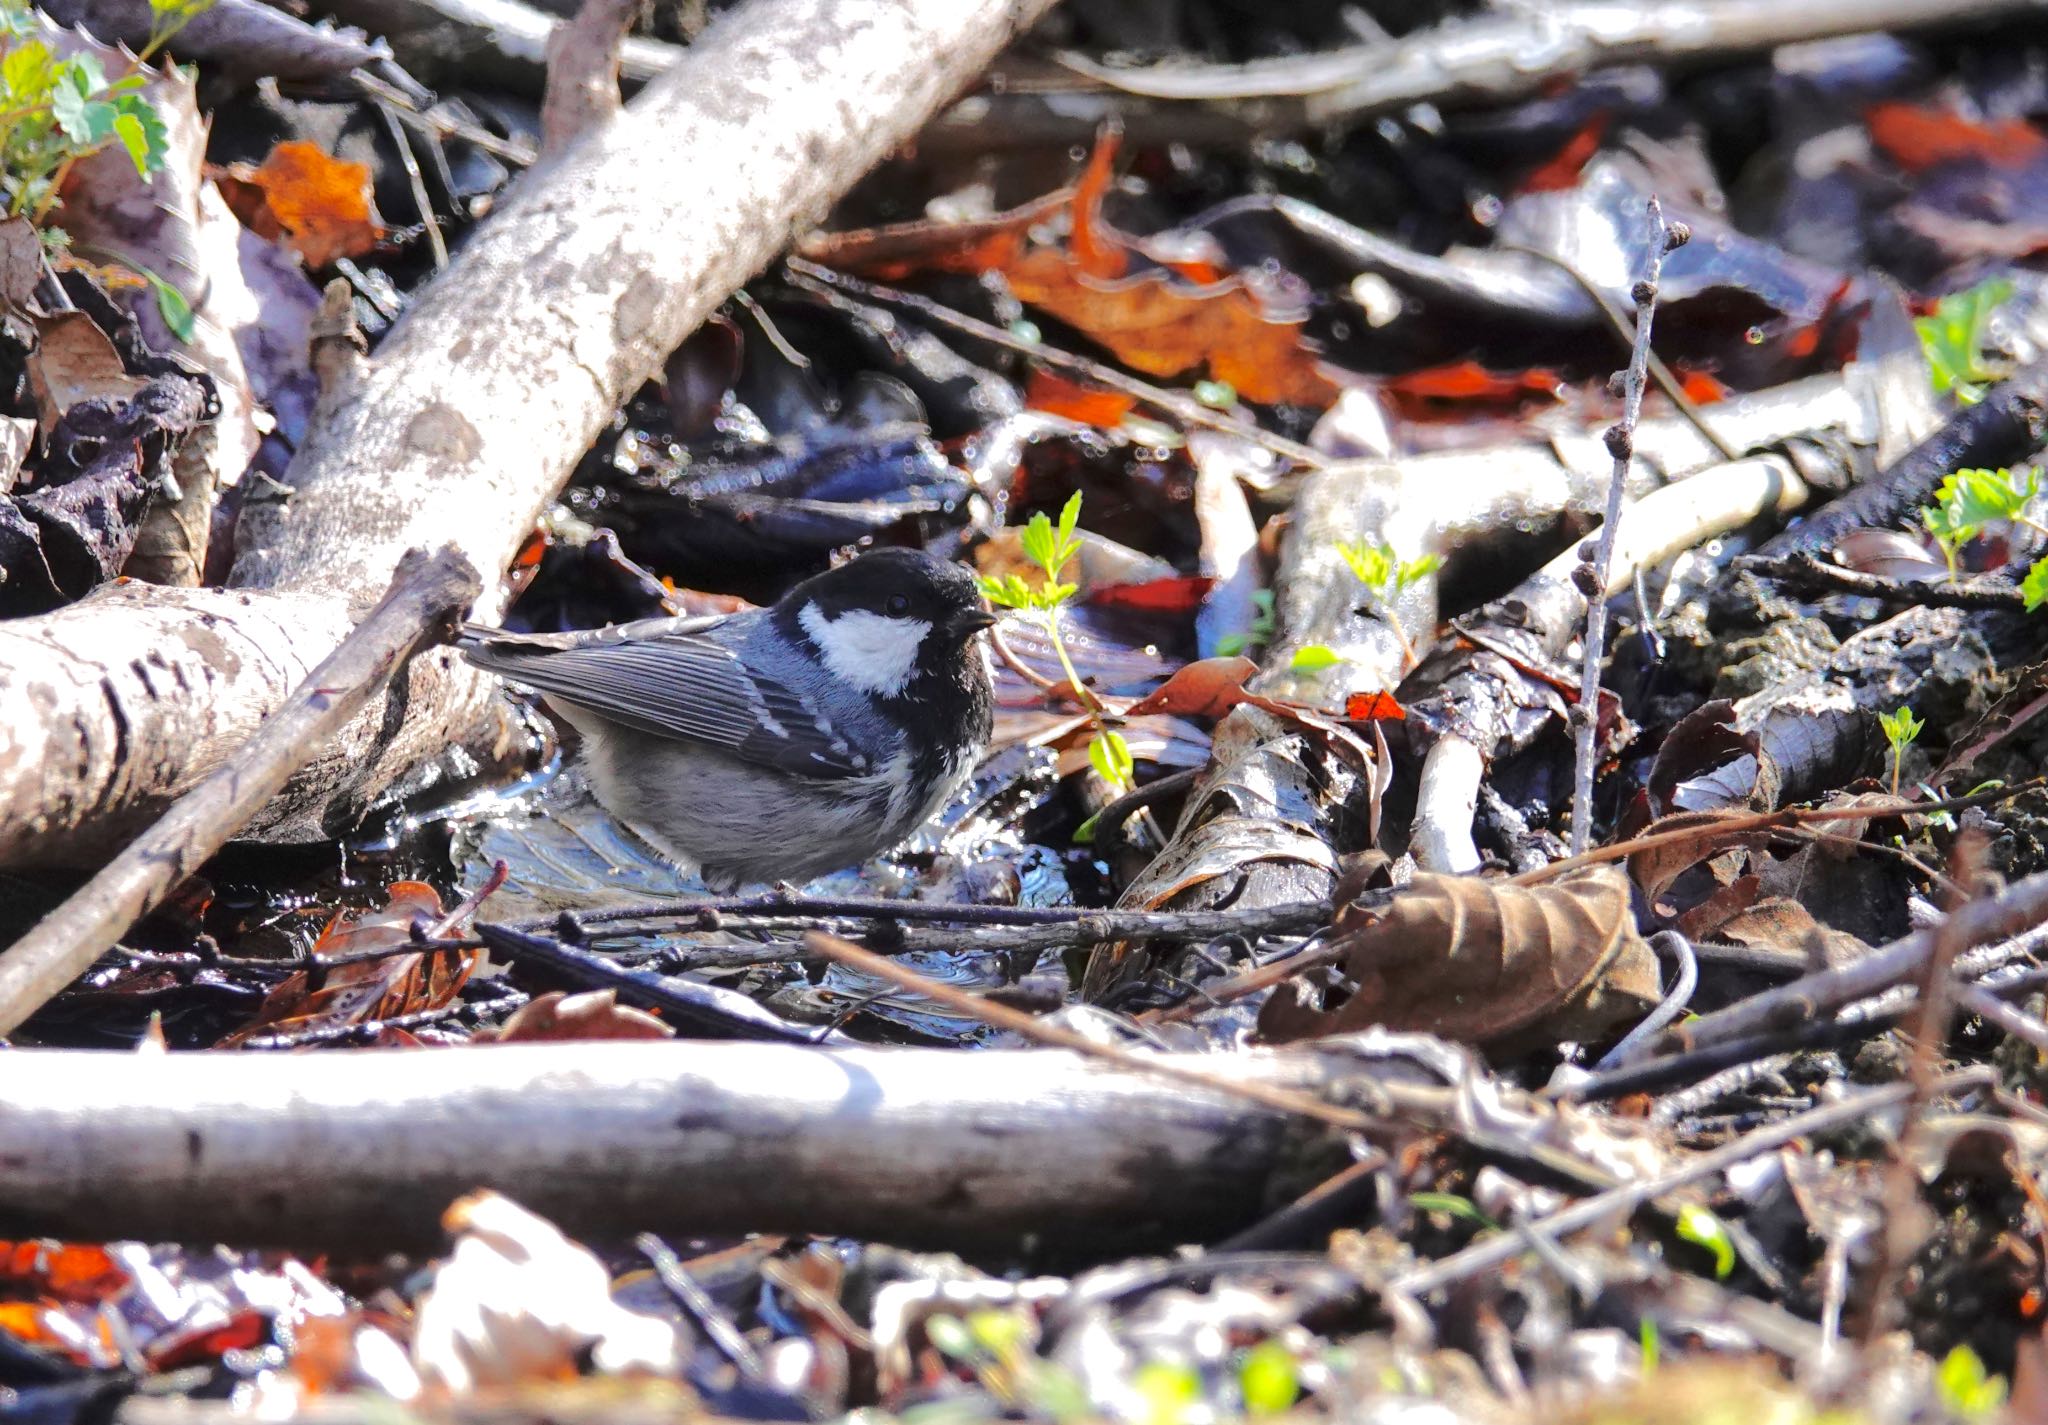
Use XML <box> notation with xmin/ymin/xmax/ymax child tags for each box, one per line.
<box><xmin>460</xmin><ymin>625</ymin><xmax>869</xmax><ymax>779</ymax></box>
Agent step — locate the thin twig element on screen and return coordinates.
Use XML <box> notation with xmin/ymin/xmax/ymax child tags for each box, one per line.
<box><xmin>1391</xmin><ymin>1070</ymin><xmax>1993</xmax><ymax>1298</ymax></box>
<box><xmin>0</xmin><ymin>548</ymin><xmax>480</xmax><ymax>1039</ymax></box>
<box><xmin>1861</xmin><ymin>833</ymin><xmax>1987</xmax><ymax>1344</ymax></box>
<box><xmin>802</xmin><ymin>929</ymin><xmax>1404</xmax><ymax>1133</ymax></box>
<box><xmin>1740</xmin><ymin>550</ymin><xmax>2029</xmax><ymax>609</ymax></box>
<box><xmin>1570</xmin><ymin>200</ymin><xmax>1686</xmax><ymax>854</ymax></box>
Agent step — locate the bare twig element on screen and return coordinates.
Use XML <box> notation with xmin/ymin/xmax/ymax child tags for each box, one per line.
<box><xmin>1570</xmin><ymin>201</ymin><xmax>1686</xmax><ymax>854</ymax></box>
<box><xmin>802</xmin><ymin>930</ymin><xmax>1396</xmax><ymax>1132</ymax></box>
<box><xmin>0</xmin><ymin>547</ymin><xmax>480</xmax><ymax>1039</ymax></box>
<box><xmin>1739</xmin><ymin>550</ymin><xmax>2030</xmax><ymax>610</ymax></box>
<box><xmin>1860</xmin><ymin>833</ymin><xmax>1987</xmax><ymax>1343</ymax></box>
<box><xmin>1667</xmin><ymin>866</ymin><xmax>2048</xmax><ymax>1056</ymax></box>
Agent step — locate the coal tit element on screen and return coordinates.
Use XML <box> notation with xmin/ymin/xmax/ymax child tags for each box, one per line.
<box><xmin>460</xmin><ymin>548</ymin><xmax>997</xmax><ymax>890</ymax></box>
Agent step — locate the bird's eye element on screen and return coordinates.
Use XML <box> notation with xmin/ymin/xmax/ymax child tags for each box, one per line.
<box><xmin>886</xmin><ymin>593</ymin><xmax>911</xmax><ymax>616</ymax></box>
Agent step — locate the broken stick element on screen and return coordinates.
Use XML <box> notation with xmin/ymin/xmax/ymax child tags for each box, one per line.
<box><xmin>0</xmin><ymin>546</ymin><xmax>480</xmax><ymax>1038</ymax></box>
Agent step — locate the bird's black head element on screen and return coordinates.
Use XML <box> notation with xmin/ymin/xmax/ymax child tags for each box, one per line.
<box><xmin>776</xmin><ymin>548</ymin><xmax>996</xmax><ymax>707</ymax></box>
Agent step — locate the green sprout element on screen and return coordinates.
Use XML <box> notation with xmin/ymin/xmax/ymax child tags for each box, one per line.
<box><xmin>1337</xmin><ymin>539</ymin><xmax>1443</xmax><ymax>670</ymax></box>
<box><xmin>1674</xmin><ymin>1203</ymin><xmax>1736</xmax><ymax>1280</ymax></box>
<box><xmin>1936</xmin><ymin>1345</ymin><xmax>2007</xmax><ymax>1422</ymax></box>
<box><xmin>977</xmin><ymin>492</ymin><xmax>1134</xmax><ymax>795</ymax></box>
<box><xmin>1878</xmin><ymin>705</ymin><xmax>1923</xmax><ymax>800</ymax></box>
<box><xmin>0</xmin><ymin>0</ymin><xmax>212</xmax><ymax>221</ymax></box>
<box><xmin>1638</xmin><ymin>1316</ymin><xmax>1660</xmax><ymax>1377</ymax></box>
<box><xmin>1918</xmin><ymin>466</ymin><xmax>2048</xmax><ymax>608</ymax></box>
<box><xmin>1916</xmin><ymin>276</ymin><xmax>2013</xmax><ymax>406</ymax></box>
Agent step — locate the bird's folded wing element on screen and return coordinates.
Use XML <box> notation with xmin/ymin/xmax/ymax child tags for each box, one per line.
<box><xmin>461</xmin><ymin>629</ymin><xmax>869</xmax><ymax>779</ymax></box>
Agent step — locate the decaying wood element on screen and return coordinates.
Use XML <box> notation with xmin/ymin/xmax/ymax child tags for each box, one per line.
<box><xmin>0</xmin><ymin>547</ymin><xmax>478</xmax><ymax>1036</ymax></box>
<box><xmin>0</xmin><ymin>1040</ymin><xmax>1438</xmax><ymax>1251</ymax></box>
<box><xmin>539</xmin><ymin>0</ymin><xmax>641</xmax><ymax>157</ymax></box>
<box><xmin>0</xmin><ymin>0</ymin><xmax>1058</xmax><ymax>868</ymax></box>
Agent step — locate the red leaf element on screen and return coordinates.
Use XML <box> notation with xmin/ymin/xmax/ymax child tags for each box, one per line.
<box><xmin>1344</xmin><ymin>691</ymin><xmax>1406</xmax><ymax>722</ymax></box>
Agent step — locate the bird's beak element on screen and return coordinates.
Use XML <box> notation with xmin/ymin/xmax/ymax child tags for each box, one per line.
<box><xmin>954</xmin><ymin>608</ymin><xmax>999</xmax><ymax>636</ymax></box>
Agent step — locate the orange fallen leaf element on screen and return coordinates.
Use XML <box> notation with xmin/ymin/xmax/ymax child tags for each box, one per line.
<box><xmin>216</xmin><ymin>882</ymin><xmax>473</xmax><ymax>1046</ymax></box>
<box><xmin>1025</xmin><ymin>367</ymin><xmax>1138</xmax><ymax>426</ymax></box>
<box><xmin>1866</xmin><ymin>101</ymin><xmax>2048</xmax><ymax>172</ymax></box>
<box><xmin>216</xmin><ymin>140</ymin><xmax>383</xmax><ymax>268</ymax></box>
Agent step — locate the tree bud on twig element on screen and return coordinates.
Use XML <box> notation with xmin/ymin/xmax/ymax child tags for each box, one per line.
<box><xmin>1603</xmin><ymin>424</ymin><xmax>1633</xmax><ymax>461</ymax></box>
<box><xmin>1631</xmin><ymin>279</ymin><xmax>1657</xmax><ymax>307</ymax></box>
<box><xmin>1571</xmin><ymin>563</ymin><xmax>1603</xmax><ymax>597</ymax></box>
<box><xmin>1664</xmin><ymin>220</ymin><xmax>1692</xmax><ymax>251</ymax></box>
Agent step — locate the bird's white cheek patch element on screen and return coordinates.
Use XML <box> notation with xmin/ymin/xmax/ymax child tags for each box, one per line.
<box><xmin>799</xmin><ymin>602</ymin><xmax>931</xmax><ymax>696</ymax></box>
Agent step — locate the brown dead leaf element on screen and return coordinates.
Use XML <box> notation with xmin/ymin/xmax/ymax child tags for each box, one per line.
<box><xmin>216</xmin><ymin>140</ymin><xmax>383</xmax><ymax>268</ymax></box>
<box><xmin>26</xmin><ymin>311</ymin><xmax>145</xmax><ymax>431</ymax></box>
<box><xmin>217</xmin><ymin>882</ymin><xmax>473</xmax><ymax>1046</ymax></box>
<box><xmin>0</xmin><ymin>216</ymin><xmax>39</xmax><ymax>311</ymax></box>
<box><xmin>1257</xmin><ymin>863</ymin><xmax>1660</xmax><ymax>1049</ymax></box>
<box><xmin>477</xmin><ymin>990</ymin><xmax>673</xmax><ymax>1042</ymax></box>
<box><xmin>1624</xmin><ymin>809</ymin><xmax>1772</xmax><ymax>907</ymax></box>
<box><xmin>806</xmin><ymin>128</ymin><xmax>1334</xmax><ymax>407</ymax></box>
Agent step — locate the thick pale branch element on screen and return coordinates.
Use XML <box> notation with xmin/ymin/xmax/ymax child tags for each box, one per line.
<box><xmin>0</xmin><ymin>1040</ymin><xmax>1411</xmax><ymax>1250</ymax></box>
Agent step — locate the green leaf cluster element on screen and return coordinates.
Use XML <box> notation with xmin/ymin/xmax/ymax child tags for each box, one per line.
<box><xmin>1214</xmin><ymin>587</ymin><xmax>1274</xmax><ymax>657</ymax></box>
<box><xmin>1935</xmin><ymin>1345</ymin><xmax>2006</xmax><ymax>1421</ymax></box>
<box><xmin>0</xmin><ymin>0</ymin><xmax>208</xmax><ymax>218</ymax></box>
<box><xmin>1337</xmin><ymin>539</ymin><xmax>1442</xmax><ymax>598</ymax></box>
<box><xmin>974</xmin><ymin>492</ymin><xmax>1136</xmax><ymax>796</ymax></box>
<box><xmin>1919</xmin><ymin>466</ymin><xmax>2048</xmax><ymax>608</ymax></box>
<box><xmin>1878</xmin><ymin>705</ymin><xmax>1923</xmax><ymax>759</ymax></box>
<box><xmin>1916</xmin><ymin>277</ymin><xmax>2012</xmax><ymax>406</ymax></box>
<box><xmin>977</xmin><ymin>491</ymin><xmax>1082</xmax><ymax>612</ymax></box>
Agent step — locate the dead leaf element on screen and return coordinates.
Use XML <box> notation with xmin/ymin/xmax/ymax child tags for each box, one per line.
<box><xmin>476</xmin><ymin>990</ymin><xmax>672</xmax><ymax>1042</ymax></box>
<box><xmin>1257</xmin><ymin>863</ymin><xmax>1660</xmax><ymax>1049</ymax></box>
<box><xmin>217</xmin><ymin>883</ymin><xmax>473</xmax><ymax>1046</ymax></box>
<box><xmin>0</xmin><ymin>216</ymin><xmax>39</xmax><ymax>310</ymax></box>
<box><xmin>26</xmin><ymin>311</ymin><xmax>145</xmax><ymax>430</ymax></box>
<box><xmin>217</xmin><ymin>140</ymin><xmax>384</xmax><ymax>269</ymax></box>
<box><xmin>1625</xmin><ymin>809</ymin><xmax>1770</xmax><ymax>907</ymax></box>
<box><xmin>414</xmin><ymin>1193</ymin><xmax>682</xmax><ymax>1392</ymax></box>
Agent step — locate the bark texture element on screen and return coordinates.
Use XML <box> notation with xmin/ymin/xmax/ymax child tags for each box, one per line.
<box><xmin>0</xmin><ymin>0</ymin><xmax>1056</xmax><ymax>867</ymax></box>
<box><xmin>0</xmin><ymin>1040</ymin><xmax>1399</xmax><ymax>1250</ymax></box>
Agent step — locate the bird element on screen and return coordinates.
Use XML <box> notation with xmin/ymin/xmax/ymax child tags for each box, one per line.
<box><xmin>459</xmin><ymin>548</ymin><xmax>997</xmax><ymax>891</ymax></box>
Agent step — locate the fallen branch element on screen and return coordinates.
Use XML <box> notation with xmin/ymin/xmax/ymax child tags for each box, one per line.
<box><xmin>0</xmin><ymin>0</ymin><xmax>1057</xmax><ymax>869</ymax></box>
<box><xmin>1059</xmin><ymin>0</ymin><xmax>2045</xmax><ymax>127</ymax></box>
<box><xmin>0</xmin><ymin>1039</ymin><xmax>1439</xmax><ymax>1251</ymax></box>
<box><xmin>0</xmin><ymin>547</ymin><xmax>480</xmax><ymax>1038</ymax></box>
<box><xmin>1739</xmin><ymin>550</ymin><xmax>2030</xmax><ymax>610</ymax></box>
<box><xmin>1667</xmin><ymin>868</ymin><xmax>2048</xmax><ymax>1055</ymax></box>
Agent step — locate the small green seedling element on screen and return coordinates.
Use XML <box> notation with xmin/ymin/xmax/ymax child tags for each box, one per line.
<box><xmin>978</xmin><ymin>491</ymin><xmax>1134</xmax><ymax>795</ymax></box>
<box><xmin>1638</xmin><ymin>1316</ymin><xmax>1660</xmax><ymax>1377</ymax></box>
<box><xmin>1916</xmin><ymin>276</ymin><xmax>2013</xmax><ymax>406</ymax></box>
<box><xmin>1918</xmin><ymin>466</ymin><xmax>2048</xmax><ymax>608</ymax></box>
<box><xmin>1878</xmin><ymin>706</ymin><xmax>1923</xmax><ymax>800</ymax></box>
<box><xmin>1337</xmin><ymin>539</ymin><xmax>1442</xmax><ymax>670</ymax></box>
<box><xmin>1214</xmin><ymin>588</ymin><xmax>1274</xmax><ymax>657</ymax></box>
<box><xmin>1238</xmin><ymin>1341</ymin><xmax>1299</xmax><ymax>1416</ymax></box>
<box><xmin>1674</xmin><ymin>1203</ymin><xmax>1736</xmax><ymax>1280</ymax></box>
<box><xmin>1936</xmin><ymin>1344</ymin><xmax>2007</xmax><ymax>1422</ymax></box>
